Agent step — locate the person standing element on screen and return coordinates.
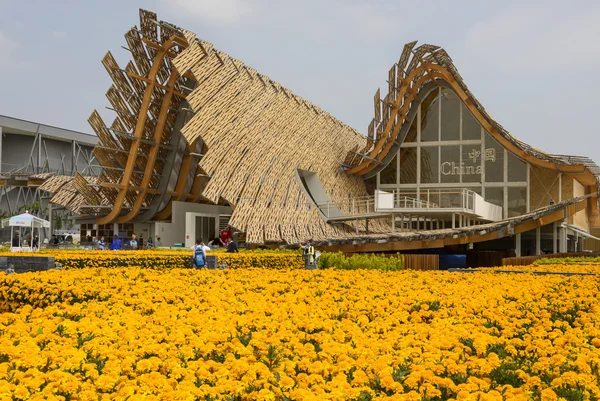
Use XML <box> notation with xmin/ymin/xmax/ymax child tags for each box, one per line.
<box><xmin>98</xmin><ymin>237</ymin><xmax>106</xmax><ymax>250</ymax></box>
<box><xmin>12</xmin><ymin>232</ymin><xmax>20</xmax><ymax>247</ymax></box>
<box><xmin>220</xmin><ymin>226</ymin><xmax>233</xmax><ymax>246</ymax></box>
<box><xmin>130</xmin><ymin>233</ymin><xmax>138</xmax><ymax>250</ymax></box>
<box><xmin>110</xmin><ymin>235</ymin><xmax>122</xmax><ymax>250</ymax></box>
<box><xmin>32</xmin><ymin>235</ymin><xmax>39</xmax><ymax>251</ymax></box>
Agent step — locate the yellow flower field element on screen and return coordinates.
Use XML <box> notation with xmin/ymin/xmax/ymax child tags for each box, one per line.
<box><xmin>1</xmin><ymin>266</ymin><xmax>599</xmax><ymax>400</ymax></box>
<box><xmin>498</xmin><ymin>263</ymin><xmax>600</xmax><ymax>274</ymax></box>
<box><xmin>0</xmin><ymin>250</ymin><xmax>304</xmax><ymax>270</ymax></box>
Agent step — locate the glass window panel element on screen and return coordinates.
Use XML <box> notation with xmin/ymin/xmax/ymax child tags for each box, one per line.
<box><xmin>440</xmin><ymin>145</ymin><xmax>460</xmax><ymax>183</ymax></box>
<box><xmin>364</xmin><ymin>174</ymin><xmax>377</xmax><ymax>194</ymax></box>
<box><xmin>484</xmin><ymin>132</ymin><xmax>504</xmax><ymax>182</ymax></box>
<box><xmin>399</xmin><ymin>147</ymin><xmax>418</xmax><ymax>184</ymax></box>
<box><xmin>380</xmin><ymin>153</ymin><xmax>398</xmax><ymax>185</ymax></box>
<box><xmin>440</xmin><ymin>89</ymin><xmax>460</xmax><ymax>141</ymax></box>
<box><xmin>420</xmin><ymin>91</ymin><xmax>440</xmax><ymax>142</ymax></box>
<box><xmin>462</xmin><ymin>103</ymin><xmax>481</xmax><ymax>140</ymax></box>
<box><xmin>507</xmin><ymin>152</ymin><xmax>527</xmax><ymax>182</ymax></box>
<box><xmin>403</xmin><ymin>118</ymin><xmax>417</xmax><ymax>143</ymax></box>
<box><xmin>461</xmin><ymin>145</ymin><xmax>483</xmax><ymax>183</ymax></box>
<box><xmin>420</xmin><ymin>146</ymin><xmax>439</xmax><ymax>184</ymax></box>
<box><xmin>507</xmin><ymin>187</ymin><xmax>527</xmax><ymax>217</ymax></box>
<box><xmin>484</xmin><ymin>187</ymin><xmax>504</xmax><ymax>208</ymax></box>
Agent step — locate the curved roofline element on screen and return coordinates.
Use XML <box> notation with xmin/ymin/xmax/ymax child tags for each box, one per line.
<box><xmin>344</xmin><ymin>42</ymin><xmax>599</xmax><ymax>190</ymax></box>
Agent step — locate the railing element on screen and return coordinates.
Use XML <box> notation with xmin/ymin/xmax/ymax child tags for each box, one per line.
<box><xmin>315</xmin><ymin>188</ymin><xmax>501</xmax><ymax>222</ymax></box>
<box><xmin>377</xmin><ymin>189</ymin><xmax>477</xmax><ymax>212</ymax></box>
<box><xmin>316</xmin><ymin>196</ymin><xmax>376</xmax><ymax>220</ymax></box>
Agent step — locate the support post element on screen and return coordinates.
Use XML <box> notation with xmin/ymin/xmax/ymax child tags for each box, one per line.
<box><xmin>391</xmin><ymin>213</ymin><xmax>395</xmax><ymax>232</ymax></box>
<box><xmin>552</xmin><ymin>222</ymin><xmax>557</xmax><ymax>254</ymax></box>
<box><xmin>559</xmin><ymin>219</ymin><xmax>568</xmax><ymax>253</ymax></box>
<box><xmin>48</xmin><ymin>203</ymin><xmax>53</xmax><ymax>236</ymax></box>
<box><xmin>452</xmin><ymin>213</ymin><xmax>455</xmax><ymax>229</ymax></box>
<box><xmin>72</xmin><ymin>140</ymin><xmax>76</xmax><ymax>175</ymax></box>
<box><xmin>0</xmin><ymin>125</ymin><xmax>3</xmax><ymax>171</ymax></box>
<box><xmin>515</xmin><ymin>233</ymin><xmax>521</xmax><ymax>257</ymax></box>
<box><xmin>38</xmin><ymin>133</ymin><xmax>42</xmax><ymax>173</ymax></box>
<box><xmin>535</xmin><ymin>227</ymin><xmax>541</xmax><ymax>256</ymax></box>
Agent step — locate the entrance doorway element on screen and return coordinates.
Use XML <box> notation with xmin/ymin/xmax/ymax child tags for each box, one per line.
<box><xmin>195</xmin><ymin>216</ymin><xmax>216</xmax><ymax>245</ymax></box>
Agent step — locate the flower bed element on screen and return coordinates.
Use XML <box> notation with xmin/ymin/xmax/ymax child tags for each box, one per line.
<box><xmin>0</xmin><ymin>250</ymin><xmax>304</xmax><ymax>270</ymax></box>
<box><xmin>1</xmin><ymin>267</ymin><xmax>600</xmax><ymax>400</ymax></box>
<box><xmin>498</xmin><ymin>263</ymin><xmax>600</xmax><ymax>274</ymax></box>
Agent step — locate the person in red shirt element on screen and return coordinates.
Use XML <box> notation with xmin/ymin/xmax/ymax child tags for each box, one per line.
<box><xmin>220</xmin><ymin>226</ymin><xmax>233</xmax><ymax>245</ymax></box>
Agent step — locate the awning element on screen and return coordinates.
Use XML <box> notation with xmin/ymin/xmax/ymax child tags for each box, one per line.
<box><xmin>565</xmin><ymin>223</ymin><xmax>600</xmax><ymax>241</ymax></box>
<box><xmin>7</xmin><ymin>212</ymin><xmax>50</xmax><ymax>228</ymax></box>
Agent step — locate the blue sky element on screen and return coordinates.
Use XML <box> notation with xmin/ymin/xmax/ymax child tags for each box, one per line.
<box><xmin>1</xmin><ymin>0</ymin><xmax>599</xmax><ymax>158</ymax></box>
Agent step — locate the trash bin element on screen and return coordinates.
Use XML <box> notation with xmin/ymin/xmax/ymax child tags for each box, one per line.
<box><xmin>304</xmin><ymin>255</ymin><xmax>318</xmax><ymax>270</ymax></box>
<box><xmin>206</xmin><ymin>255</ymin><xmax>218</xmax><ymax>269</ymax></box>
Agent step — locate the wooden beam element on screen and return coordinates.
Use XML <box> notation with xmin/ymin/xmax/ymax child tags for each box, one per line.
<box><xmin>117</xmin><ymin>64</ymin><xmax>181</xmax><ymax>223</ymax></box>
<box><xmin>99</xmin><ymin>182</ymin><xmax>162</xmax><ymax>195</ymax></box>
<box><xmin>126</xmin><ymin>71</ymin><xmax>186</xmax><ymax>98</ymax></box>
<box><xmin>96</xmin><ymin>36</ymin><xmax>185</xmax><ymax>225</ymax></box>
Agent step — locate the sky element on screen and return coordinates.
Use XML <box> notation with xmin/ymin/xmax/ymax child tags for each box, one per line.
<box><xmin>0</xmin><ymin>0</ymin><xmax>599</xmax><ymax>158</ymax></box>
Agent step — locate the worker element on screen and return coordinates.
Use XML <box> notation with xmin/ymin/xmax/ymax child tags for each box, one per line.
<box><xmin>302</xmin><ymin>240</ymin><xmax>316</xmax><ymax>267</ymax></box>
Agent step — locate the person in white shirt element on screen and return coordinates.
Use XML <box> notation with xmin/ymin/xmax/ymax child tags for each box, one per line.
<box><xmin>190</xmin><ymin>240</ymin><xmax>211</xmax><ymax>253</ymax></box>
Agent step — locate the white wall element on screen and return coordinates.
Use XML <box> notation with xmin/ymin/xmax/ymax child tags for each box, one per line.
<box><xmin>474</xmin><ymin>193</ymin><xmax>503</xmax><ymax>222</ymax></box>
<box><xmin>153</xmin><ymin>201</ymin><xmax>232</xmax><ymax>248</ymax></box>
<box><xmin>154</xmin><ymin>221</ymin><xmax>176</xmax><ymax>248</ymax></box>
<box><xmin>133</xmin><ymin>222</ymin><xmax>152</xmax><ymax>244</ymax></box>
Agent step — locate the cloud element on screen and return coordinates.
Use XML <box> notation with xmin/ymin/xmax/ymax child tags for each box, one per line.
<box><xmin>51</xmin><ymin>31</ymin><xmax>68</xmax><ymax>40</ymax></box>
<box><xmin>463</xmin><ymin>2</ymin><xmax>600</xmax><ymax>75</ymax></box>
<box><xmin>159</xmin><ymin>0</ymin><xmax>255</xmax><ymax>24</ymax></box>
<box><xmin>0</xmin><ymin>31</ymin><xmax>18</xmax><ymax>70</ymax></box>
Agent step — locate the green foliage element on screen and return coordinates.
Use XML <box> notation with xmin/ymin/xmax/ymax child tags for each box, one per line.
<box><xmin>318</xmin><ymin>251</ymin><xmax>405</xmax><ymax>271</ymax></box>
<box><xmin>553</xmin><ymin>384</ymin><xmax>587</xmax><ymax>401</ymax></box>
<box><xmin>55</xmin><ymin>215</ymin><xmax>63</xmax><ymax>230</ymax></box>
<box><xmin>535</xmin><ymin>256</ymin><xmax>600</xmax><ymax>265</ymax></box>
<box><xmin>489</xmin><ymin>361</ymin><xmax>525</xmax><ymax>388</ymax></box>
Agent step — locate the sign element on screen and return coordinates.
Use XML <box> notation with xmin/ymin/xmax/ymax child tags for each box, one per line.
<box><xmin>441</xmin><ymin>162</ymin><xmax>483</xmax><ymax>176</ymax></box>
<box><xmin>441</xmin><ymin>148</ymin><xmax>496</xmax><ymax>176</ymax></box>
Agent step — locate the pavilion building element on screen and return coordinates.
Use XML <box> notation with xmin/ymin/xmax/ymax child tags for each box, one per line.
<box><xmin>37</xmin><ymin>9</ymin><xmax>600</xmax><ymax>260</ymax></box>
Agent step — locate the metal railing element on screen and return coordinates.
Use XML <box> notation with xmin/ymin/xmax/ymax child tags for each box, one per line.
<box><xmin>315</xmin><ymin>188</ymin><xmax>482</xmax><ymax>221</ymax></box>
<box><xmin>316</xmin><ymin>196</ymin><xmax>377</xmax><ymax>220</ymax></box>
<box><xmin>390</xmin><ymin>189</ymin><xmax>476</xmax><ymax>211</ymax></box>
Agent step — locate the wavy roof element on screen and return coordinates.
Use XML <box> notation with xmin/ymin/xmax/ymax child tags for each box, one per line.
<box><xmin>344</xmin><ymin>41</ymin><xmax>600</xmax><ymax>189</ymax></box>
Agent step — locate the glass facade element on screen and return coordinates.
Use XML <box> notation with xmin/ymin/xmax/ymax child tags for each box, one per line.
<box><xmin>378</xmin><ymin>86</ymin><xmax>529</xmax><ymax>219</ymax></box>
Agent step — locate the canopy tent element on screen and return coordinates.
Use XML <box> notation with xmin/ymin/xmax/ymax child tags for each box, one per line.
<box><xmin>4</xmin><ymin>212</ymin><xmax>50</xmax><ymax>251</ymax></box>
